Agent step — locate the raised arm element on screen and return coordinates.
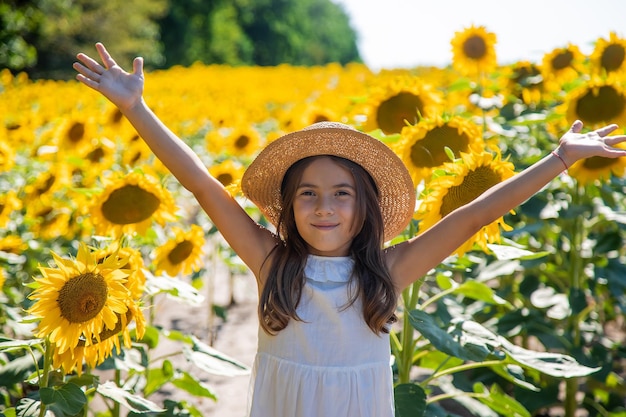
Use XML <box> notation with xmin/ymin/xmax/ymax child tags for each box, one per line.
<box><xmin>73</xmin><ymin>43</ymin><xmax>278</xmax><ymax>280</ymax></box>
<box><xmin>387</xmin><ymin>121</ymin><xmax>626</xmax><ymax>290</ymax></box>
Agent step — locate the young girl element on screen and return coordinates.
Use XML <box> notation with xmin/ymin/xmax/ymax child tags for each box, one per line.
<box><xmin>74</xmin><ymin>43</ymin><xmax>626</xmax><ymax>417</ymax></box>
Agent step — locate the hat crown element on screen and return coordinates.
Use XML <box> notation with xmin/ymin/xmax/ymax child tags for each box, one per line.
<box><xmin>302</xmin><ymin>121</ymin><xmax>356</xmax><ymax>132</ymax></box>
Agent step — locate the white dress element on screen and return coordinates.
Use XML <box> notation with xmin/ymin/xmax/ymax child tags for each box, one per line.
<box><xmin>248</xmin><ymin>255</ymin><xmax>395</xmax><ymax>417</ymax></box>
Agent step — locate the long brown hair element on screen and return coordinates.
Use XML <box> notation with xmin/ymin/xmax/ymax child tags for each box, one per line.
<box><xmin>258</xmin><ymin>155</ymin><xmax>398</xmax><ymax>335</ymax></box>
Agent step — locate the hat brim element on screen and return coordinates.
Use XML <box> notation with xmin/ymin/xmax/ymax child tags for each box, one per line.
<box><xmin>241</xmin><ymin>123</ymin><xmax>416</xmax><ymax>242</ymax></box>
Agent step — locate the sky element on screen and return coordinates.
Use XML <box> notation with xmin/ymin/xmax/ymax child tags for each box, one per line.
<box><xmin>332</xmin><ymin>0</ymin><xmax>626</xmax><ymax>71</ymax></box>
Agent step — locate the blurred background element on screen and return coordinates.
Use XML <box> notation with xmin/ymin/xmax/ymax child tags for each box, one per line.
<box><xmin>4</xmin><ymin>0</ymin><xmax>626</xmax><ymax>78</ymax></box>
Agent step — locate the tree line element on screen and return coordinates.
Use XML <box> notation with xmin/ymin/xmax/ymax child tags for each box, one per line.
<box><xmin>1</xmin><ymin>0</ymin><xmax>362</xmax><ymax>80</ymax></box>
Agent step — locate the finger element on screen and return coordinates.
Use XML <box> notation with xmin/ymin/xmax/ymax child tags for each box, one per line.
<box><xmin>76</xmin><ymin>52</ymin><xmax>105</xmax><ymax>75</ymax></box>
<box><xmin>75</xmin><ymin>73</ymin><xmax>100</xmax><ymax>91</ymax></box>
<box><xmin>132</xmin><ymin>56</ymin><xmax>144</xmax><ymax>77</ymax></box>
<box><xmin>603</xmin><ymin>134</ymin><xmax>626</xmax><ymax>146</ymax></box>
<box><xmin>595</xmin><ymin>123</ymin><xmax>619</xmax><ymax>137</ymax></box>
<box><xmin>95</xmin><ymin>42</ymin><xmax>118</xmax><ymax>70</ymax></box>
<box><xmin>72</xmin><ymin>62</ymin><xmax>101</xmax><ymax>81</ymax></box>
<box><xmin>569</xmin><ymin>120</ymin><xmax>583</xmax><ymax>133</ymax></box>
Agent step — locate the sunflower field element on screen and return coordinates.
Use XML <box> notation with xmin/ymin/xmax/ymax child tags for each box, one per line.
<box><xmin>1</xmin><ymin>26</ymin><xmax>626</xmax><ymax>417</ymax></box>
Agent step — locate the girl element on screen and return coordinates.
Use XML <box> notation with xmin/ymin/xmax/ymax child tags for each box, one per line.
<box><xmin>74</xmin><ymin>43</ymin><xmax>626</xmax><ymax>417</ymax></box>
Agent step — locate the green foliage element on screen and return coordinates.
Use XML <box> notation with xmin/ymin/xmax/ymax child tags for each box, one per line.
<box><xmin>2</xmin><ymin>0</ymin><xmax>361</xmax><ymax>78</ymax></box>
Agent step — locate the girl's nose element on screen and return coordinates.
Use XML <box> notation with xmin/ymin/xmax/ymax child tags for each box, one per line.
<box><xmin>315</xmin><ymin>195</ymin><xmax>334</xmax><ymax>215</ymax></box>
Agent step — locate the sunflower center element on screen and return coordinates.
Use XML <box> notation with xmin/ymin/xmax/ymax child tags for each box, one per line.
<box><xmin>376</xmin><ymin>92</ymin><xmax>424</xmax><ymax>135</ymax></box>
<box><xmin>0</xmin><ymin>203</ymin><xmax>5</xmax><ymax>215</ymax></box>
<box><xmin>552</xmin><ymin>50</ymin><xmax>573</xmax><ymax>71</ymax></box>
<box><xmin>58</xmin><ymin>272</ymin><xmax>108</xmax><ymax>323</ymax></box>
<box><xmin>36</xmin><ymin>174</ymin><xmax>56</xmax><ymax>196</ymax></box>
<box><xmin>575</xmin><ymin>86</ymin><xmax>625</xmax><ymax>125</ymax></box>
<box><xmin>439</xmin><ymin>166</ymin><xmax>501</xmax><ymax>217</ymax></box>
<box><xmin>87</xmin><ymin>147</ymin><xmax>106</xmax><ymax>163</ymax></box>
<box><xmin>410</xmin><ymin>125</ymin><xmax>471</xmax><ymax>168</ymax></box>
<box><xmin>216</xmin><ymin>173</ymin><xmax>233</xmax><ymax>186</ymax></box>
<box><xmin>463</xmin><ymin>35</ymin><xmax>487</xmax><ymax>60</ymax></box>
<box><xmin>101</xmin><ymin>184</ymin><xmax>161</xmax><ymax>225</ymax></box>
<box><xmin>582</xmin><ymin>155</ymin><xmax>618</xmax><ymax>170</ymax></box>
<box><xmin>234</xmin><ymin>135</ymin><xmax>250</xmax><ymax>150</ymax></box>
<box><xmin>601</xmin><ymin>44</ymin><xmax>625</xmax><ymax>72</ymax></box>
<box><xmin>168</xmin><ymin>240</ymin><xmax>194</xmax><ymax>265</ymax></box>
<box><xmin>67</xmin><ymin>122</ymin><xmax>86</xmax><ymax>143</ymax></box>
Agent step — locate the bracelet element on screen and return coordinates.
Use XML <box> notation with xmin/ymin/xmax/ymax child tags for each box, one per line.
<box><xmin>551</xmin><ymin>150</ymin><xmax>568</xmax><ymax>171</ymax></box>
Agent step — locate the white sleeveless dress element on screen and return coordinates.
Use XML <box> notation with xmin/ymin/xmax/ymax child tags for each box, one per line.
<box><xmin>247</xmin><ymin>255</ymin><xmax>395</xmax><ymax>417</ymax></box>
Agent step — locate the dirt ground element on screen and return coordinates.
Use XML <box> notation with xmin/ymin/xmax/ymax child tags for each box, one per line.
<box><xmin>150</xmin><ymin>266</ymin><xmax>259</xmax><ymax>417</ymax></box>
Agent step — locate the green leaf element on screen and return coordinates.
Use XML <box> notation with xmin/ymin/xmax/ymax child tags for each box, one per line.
<box><xmin>184</xmin><ymin>336</ymin><xmax>250</xmax><ymax>377</ymax></box>
<box><xmin>394</xmin><ymin>383</ymin><xmax>426</xmax><ymax>417</ymax></box>
<box><xmin>15</xmin><ymin>398</ymin><xmax>40</xmax><ymax>417</ymax></box>
<box><xmin>490</xmin><ymin>364</ymin><xmax>539</xmax><ymax>392</ymax></box>
<box><xmin>486</xmin><ymin>243</ymin><xmax>549</xmax><ymax>260</ymax></box>
<box><xmin>408</xmin><ymin>310</ymin><xmax>491</xmax><ymax>362</ymax></box>
<box><xmin>499</xmin><ymin>338</ymin><xmax>600</xmax><ymax>378</ymax></box>
<box><xmin>138</xmin><ymin>325</ymin><xmax>160</xmax><ymax>349</ymax></box>
<box><xmin>453</xmin><ymin>280</ymin><xmax>510</xmax><ymax>306</ymax></box>
<box><xmin>97</xmin><ymin>381</ymin><xmax>166</xmax><ymax>413</ymax></box>
<box><xmin>144</xmin><ymin>365</ymin><xmax>172</xmax><ymax>397</ymax></box>
<box><xmin>144</xmin><ymin>272</ymin><xmax>205</xmax><ymax>306</ymax></box>
<box><xmin>473</xmin><ymin>383</ymin><xmax>530</xmax><ymax>417</ymax></box>
<box><xmin>40</xmin><ymin>383</ymin><xmax>87</xmax><ymax>415</ymax></box>
<box><xmin>2</xmin><ymin>408</ymin><xmax>17</xmax><ymax>417</ymax></box>
<box><xmin>171</xmin><ymin>371</ymin><xmax>218</xmax><ymax>400</ymax></box>
<box><xmin>0</xmin><ymin>338</ymin><xmax>45</xmax><ymax>353</ymax></box>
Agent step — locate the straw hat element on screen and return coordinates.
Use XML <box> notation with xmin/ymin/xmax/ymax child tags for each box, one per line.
<box><xmin>241</xmin><ymin>121</ymin><xmax>416</xmax><ymax>242</ymax></box>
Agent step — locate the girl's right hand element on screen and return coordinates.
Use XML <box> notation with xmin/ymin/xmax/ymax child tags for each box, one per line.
<box><xmin>73</xmin><ymin>42</ymin><xmax>144</xmax><ymax>112</ymax></box>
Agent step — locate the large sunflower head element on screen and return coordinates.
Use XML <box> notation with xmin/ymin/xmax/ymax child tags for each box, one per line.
<box><xmin>362</xmin><ymin>75</ymin><xmax>444</xmax><ymax>135</ymax></box>
<box><xmin>415</xmin><ymin>151</ymin><xmax>516</xmax><ymax>256</ymax></box>
<box><xmin>27</xmin><ymin>244</ymin><xmax>132</xmax><ymax>356</ymax></box>
<box><xmin>451</xmin><ymin>25</ymin><xmax>497</xmax><ymax>77</ymax></box>
<box><xmin>89</xmin><ymin>171</ymin><xmax>179</xmax><ymax>237</ymax></box>
<box><xmin>563</xmin><ymin>75</ymin><xmax>626</xmax><ymax>129</ymax></box>
<box><xmin>590</xmin><ymin>32</ymin><xmax>626</xmax><ymax>76</ymax></box>
<box><xmin>153</xmin><ymin>224</ymin><xmax>205</xmax><ymax>277</ymax></box>
<box><xmin>394</xmin><ymin>115</ymin><xmax>485</xmax><ymax>186</ymax></box>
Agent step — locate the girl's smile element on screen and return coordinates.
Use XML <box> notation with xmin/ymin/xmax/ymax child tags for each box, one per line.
<box><xmin>293</xmin><ymin>157</ymin><xmax>357</xmax><ymax>257</ymax></box>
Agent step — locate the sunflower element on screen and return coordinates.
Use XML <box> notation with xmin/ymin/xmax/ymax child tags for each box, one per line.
<box><xmin>451</xmin><ymin>25</ymin><xmax>497</xmax><ymax>77</ymax></box>
<box><xmin>394</xmin><ymin>115</ymin><xmax>485</xmax><ymax>186</ymax></box>
<box><xmin>0</xmin><ymin>268</ymin><xmax>5</xmax><ymax>290</ymax></box>
<box><xmin>0</xmin><ymin>190</ymin><xmax>22</xmax><ymax>228</ymax></box>
<box><xmin>53</xmin><ymin>302</ymin><xmax>146</xmax><ymax>374</ymax></box>
<box><xmin>207</xmin><ymin>126</ymin><xmax>262</xmax><ymax>158</ymax></box>
<box><xmin>504</xmin><ymin>61</ymin><xmax>545</xmax><ymax>106</ymax></box>
<box><xmin>0</xmin><ymin>235</ymin><xmax>27</xmax><ymax>255</ymax></box>
<box><xmin>24</xmin><ymin>198</ymin><xmax>73</xmax><ymax>241</ymax></box>
<box><xmin>362</xmin><ymin>75</ymin><xmax>444</xmax><ymax>135</ymax></box>
<box><xmin>153</xmin><ymin>224</ymin><xmax>205</xmax><ymax>277</ymax></box>
<box><xmin>54</xmin><ymin>112</ymin><xmax>98</xmax><ymax>156</ymax></box>
<box><xmin>568</xmin><ymin>141</ymin><xmax>626</xmax><ymax>185</ymax></box>
<box><xmin>541</xmin><ymin>44</ymin><xmax>585</xmax><ymax>92</ymax></box>
<box><xmin>563</xmin><ymin>75</ymin><xmax>626</xmax><ymax>129</ymax></box>
<box><xmin>590</xmin><ymin>32</ymin><xmax>626</xmax><ymax>76</ymax></box>
<box><xmin>89</xmin><ymin>171</ymin><xmax>178</xmax><ymax>237</ymax></box>
<box><xmin>416</xmin><ymin>151</ymin><xmax>516</xmax><ymax>256</ymax></box>
<box><xmin>22</xmin><ymin>162</ymin><xmax>73</xmax><ymax>203</ymax></box>
<box><xmin>27</xmin><ymin>244</ymin><xmax>132</xmax><ymax>357</ymax></box>
<box><xmin>209</xmin><ymin>159</ymin><xmax>245</xmax><ymax>195</ymax></box>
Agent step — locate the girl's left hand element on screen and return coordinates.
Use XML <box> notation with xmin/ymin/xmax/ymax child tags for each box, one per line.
<box><xmin>558</xmin><ymin>120</ymin><xmax>626</xmax><ymax>166</ymax></box>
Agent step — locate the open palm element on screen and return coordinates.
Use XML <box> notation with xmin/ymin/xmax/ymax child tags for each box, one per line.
<box><xmin>73</xmin><ymin>43</ymin><xmax>144</xmax><ymax>112</ymax></box>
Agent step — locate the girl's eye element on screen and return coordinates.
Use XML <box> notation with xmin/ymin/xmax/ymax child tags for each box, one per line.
<box><xmin>336</xmin><ymin>190</ymin><xmax>351</xmax><ymax>196</ymax></box>
<box><xmin>301</xmin><ymin>190</ymin><xmax>315</xmax><ymax>196</ymax></box>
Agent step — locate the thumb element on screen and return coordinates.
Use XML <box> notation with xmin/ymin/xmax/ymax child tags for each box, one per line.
<box><xmin>569</xmin><ymin>120</ymin><xmax>583</xmax><ymax>133</ymax></box>
<box><xmin>133</xmin><ymin>57</ymin><xmax>144</xmax><ymax>77</ymax></box>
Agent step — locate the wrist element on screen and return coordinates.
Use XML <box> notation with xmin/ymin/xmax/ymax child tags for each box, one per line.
<box><xmin>551</xmin><ymin>147</ymin><xmax>570</xmax><ymax>171</ymax></box>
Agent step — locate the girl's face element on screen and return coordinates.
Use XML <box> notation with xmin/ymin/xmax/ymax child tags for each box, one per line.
<box><xmin>293</xmin><ymin>157</ymin><xmax>357</xmax><ymax>257</ymax></box>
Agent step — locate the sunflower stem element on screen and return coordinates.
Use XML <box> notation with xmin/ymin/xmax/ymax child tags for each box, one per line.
<box><xmin>38</xmin><ymin>338</ymin><xmax>54</xmax><ymax>417</ymax></box>
<box><xmin>564</xmin><ymin>182</ymin><xmax>586</xmax><ymax>417</ymax></box>
<box><xmin>113</xmin><ymin>369</ymin><xmax>121</xmax><ymax>417</ymax></box>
